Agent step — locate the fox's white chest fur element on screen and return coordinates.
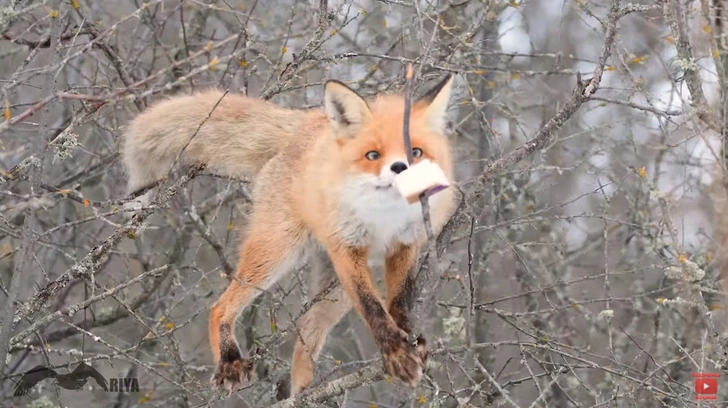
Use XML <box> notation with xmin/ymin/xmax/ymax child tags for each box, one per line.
<box><xmin>337</xmin><ymin>176</ymin><xmax>439</xmax><ymax>265</ymax></box>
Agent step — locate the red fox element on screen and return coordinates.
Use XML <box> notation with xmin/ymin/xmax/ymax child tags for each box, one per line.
<box><xmin>121</xmin><ymin>75</ymin><xmax>459</xmax><ymax>395</ymax></box>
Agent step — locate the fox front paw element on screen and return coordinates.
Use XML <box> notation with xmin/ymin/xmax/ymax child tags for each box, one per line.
<box><xmin>211</xmin><ymin>357</ymin><xmax>254</xmax><ymax>394</ymax></box>
<box><xmin>380</xmin><ymin>330</ymin><xmax>428</xmax><ymax>386</ymax></box>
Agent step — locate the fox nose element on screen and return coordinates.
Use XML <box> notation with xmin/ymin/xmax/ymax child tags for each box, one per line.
<box><xmin>390</xmin><ymin>162</ymin><xmax>408</xmax><ymax>174</ymax></box>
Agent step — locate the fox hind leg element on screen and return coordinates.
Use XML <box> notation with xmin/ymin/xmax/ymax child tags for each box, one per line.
<box><xmin>290</xmin><ymin>253</ymin><xmax>352</xmax><ymax>395</ymax></box>
<box><xmin>209</xmin><ymin>220</ymin><xmax>308</xmax><ymax>394</ymax></box>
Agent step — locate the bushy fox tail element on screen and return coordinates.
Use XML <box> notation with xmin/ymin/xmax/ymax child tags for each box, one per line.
<box><xmin>121</xmin><ymin>89</ymin><xmax>319</xmax><ymax>199</ymax></box>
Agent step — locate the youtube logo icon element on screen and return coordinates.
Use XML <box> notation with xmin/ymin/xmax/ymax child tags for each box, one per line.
<box><xmin>695</xmin><ymin>378</ymin><xmax>718</xmax><ymax>394</ymax></box>
<box><xmin>693</xmin><ymin>372</ymin><xmax>720</xmax><ymax>400</ymax></box>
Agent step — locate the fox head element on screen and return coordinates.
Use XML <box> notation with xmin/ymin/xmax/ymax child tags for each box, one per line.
<box><xmin>323</xmin><ymin>75</ymin><xmax>457</xmax><ymax>197</ymax></box>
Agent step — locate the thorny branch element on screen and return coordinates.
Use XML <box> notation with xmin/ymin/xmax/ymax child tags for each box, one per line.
<box><xmin>663</xmin><ymin>0</ymin><xmax>721</xmax><ymax>132</ymax></box>
<box><xmin>11</xmin><ymin>164</ymin><xmax>206</xmax><ymax>332</ymax></box>
<box><xmin>477</xmin><ymin>0</ymin><xmax>621</xmax><ymax>187</ymax></box>
<box><xmin>0</xmin><ymin>0</ymin><xmax>63</xmax><ymax>378</ymax></box>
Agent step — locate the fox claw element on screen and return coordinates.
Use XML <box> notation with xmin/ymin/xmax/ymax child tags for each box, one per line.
<box><xmin>380</xmin><ymin>330</ymin><xmax>428</xmax><ymax>386</ymax></box>
<box><xmin>211</xmin><ymin>357</ymin><xmax>254</xmax><ymax>395</ymax></box>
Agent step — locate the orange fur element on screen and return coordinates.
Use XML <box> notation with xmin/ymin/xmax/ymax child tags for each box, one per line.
<box><xmin>120</xmin><ymin>76</ymin><xmax>460</xmax><ymax>395</ymax></box>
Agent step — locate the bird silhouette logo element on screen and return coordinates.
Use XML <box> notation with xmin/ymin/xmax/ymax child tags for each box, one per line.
<box><xmin>12</xmin><ymin>362</ymin><xmax>108</xmax><ymax>396</ymax></box>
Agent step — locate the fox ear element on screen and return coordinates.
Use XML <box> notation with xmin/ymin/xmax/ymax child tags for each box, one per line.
<box><xmin>417</xmin><ymin>74</ymin><xmax>457</xmax><ymax>134</ymax></box>
<box><xmin>324</xmin><ymin>80</ymin><xmax>372</xmax><ymax>138</ymax></box>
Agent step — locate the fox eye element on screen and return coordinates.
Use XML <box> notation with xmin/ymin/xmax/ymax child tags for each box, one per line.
<box><xmin>365</xmin><ymin>151</ymin><xmax>380</xmax><ymax>161</ymax></box>
<box><xmin>412</xmin><ymin>148</ymin><xmax>423</xmax><ymax>158</ymax></box>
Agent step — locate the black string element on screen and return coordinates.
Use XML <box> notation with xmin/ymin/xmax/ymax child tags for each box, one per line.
<box><xmin>403</xmin><ymin>64</ymin><xmax>414</xmax><ymax>165</ymax></box>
